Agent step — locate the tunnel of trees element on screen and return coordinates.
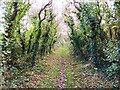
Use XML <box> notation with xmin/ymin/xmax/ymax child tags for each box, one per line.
<box><xmin>0</xmin><ymin>0</ymin><xmax>119</xmax><ymax>88</ymax></box>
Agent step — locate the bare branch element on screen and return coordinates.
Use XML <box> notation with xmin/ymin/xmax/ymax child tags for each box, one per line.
<box><xmin>40</xmin><ymin>9</ymin><xmax>47</xmax><ymax>22</ymax></box>
<box><xmin>38</xmin><ymin>0</ymin><xmax>52</xmax><ymax>21</ymax></box>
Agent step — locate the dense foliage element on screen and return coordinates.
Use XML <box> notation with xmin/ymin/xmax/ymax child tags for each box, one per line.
<box><xmin>1</xmin><ymin>0</ymin><xmax>58</xmax><ymax>87</ymax></box>
<box><xmin>1</xmin><ymin>0</ymin><xmax>57</xmax><ymax>68</ymax></box>
<box><xmin>0</xmin><ymin>0</ymin><xmax>119</xmax><ymax>88</ymax></box>
<box><xmin>65</xmin><ymin>1</ymin><xmax>119</xmax><ymax>86</ymax></box>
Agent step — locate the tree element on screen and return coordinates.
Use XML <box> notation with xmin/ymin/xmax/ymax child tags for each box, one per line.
<box><xmin>31</xmin><ymin>0</ymin><xmax>52</xmax><ymax>67</ymax></box>
<box><xmin>2</xmin><ymin>1</ymin><xmax>30</xmax><ymax>69</ymax></box>
<box><xmin>65</xmin><ymin>0</ymin><xmax>119</xmax><ymax>82</ymax></box>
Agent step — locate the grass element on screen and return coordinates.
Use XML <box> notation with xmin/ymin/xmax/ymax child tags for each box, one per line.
<box><xmin>56</xmin><ymin>44</ymin><xmax>70</xmax><ymax>58</ymax></box>
<box><xmin>3</xmin><ymin>43</ymin><xmax>114</xmax><ymax>88</ymax></box>
<box><xmin>55</xmin><ymin>44</ymin><xmax>73</xmax><ymax>87</ymax></box>
<box><xmin>66</xmin><ymin>66</ymin><xmax>73</xmax><ymax>87</ymax></box>
<box><xmin>38</xmin><ymin>51</ymin><xmax>61</xmax><ymax>88</ymax></box>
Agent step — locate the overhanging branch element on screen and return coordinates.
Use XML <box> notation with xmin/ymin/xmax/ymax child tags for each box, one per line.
<box><xmin>38</xmin><ymin>0</ymin><xmax>52</xmax><ymax>22</ymax></box>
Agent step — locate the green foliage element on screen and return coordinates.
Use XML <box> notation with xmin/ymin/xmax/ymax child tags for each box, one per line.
<box><xmin>1</xmin><ymin>0</ymin><xmax>119</xmax><ymax>88</ymax></box>
<box><xmin>2</xmin><ymin>1</ymin><xmax>30</xmax><ymax>64</ymax></box>
<box><xmin>40</xmin><ymin>10</ymin><xmax>57</xmax><ymax>56</ymax></box>
<box><xmin>31</xmin><ymin>7</ymin><xmax>57</xmax><ymax>66</ymax></box>
<box><xmin>1</xmin><ymin>0</ymin><xmax>58</xmax><ymax>87</ymax></box>
<box><xmin>66</xmin><ymin>2</ymin><xmax>102</xmax><ymax>63</ymax></box>
<box><xmin>103</xmin><ymin>41</ymin><xmax>119</xmax><ymax>78</ymax></box>
<box><xmin>104</xmin><ymin>41</ymin><xmax>118</xmax><ymax>63</ymax></box>
<box><xmin>66</xmin><ymin>1</ymin><xmax>119</xmax><ymax>85</ymax></box>
<box><xmin>56</xmin><ymin>44</ymin><xmax>70</xmax><ymax>58</ymax></box>
<box><xmin>32</xmin><ymin>64</ymin><xmax>44</xmax><ymax>73</ymax></box>
<box><xmin>2</xmin><ymin>0</ymin><xmax>57</xmax><ymax>68</ymax></box>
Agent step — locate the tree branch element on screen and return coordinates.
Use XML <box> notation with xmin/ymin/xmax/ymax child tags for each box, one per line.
<box><xmin>40</xmin><ymin>9</ymin><xmax>47</xmax><ymax>23</ymax></box>
<box><xmin>38</xmin><ymin>0</ymin><xmax>52</xmax><ymax>22</ymax></box>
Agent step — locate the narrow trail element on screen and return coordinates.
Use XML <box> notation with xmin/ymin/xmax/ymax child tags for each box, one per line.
<box><xmin>38</xmin><ymin>45</ymin><xmax>72</xmax><ymax>88</ymax></box>
<box><xmin>25</xmin><ymin>44</ymin><xmax>113</xmax><ymax>88</ymax></box>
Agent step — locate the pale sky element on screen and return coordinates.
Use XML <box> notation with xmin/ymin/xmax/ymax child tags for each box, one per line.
<box><xmin>0</xmin><ymin>0</ymin><xmax>62</xmax><ymax>34</ymax></box>
<box><xmin>0</xmin><ymin>0</ymin><xmax>115</xmax><ymax>34</ymax></box>
<box><xmin>0</xmin><ymin>0</ymin><xmax>68</xmax><ymax>33</ymax></box>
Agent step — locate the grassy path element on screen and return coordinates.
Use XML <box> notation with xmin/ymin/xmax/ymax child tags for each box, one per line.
<box><xmin>25</xmin><ymin>44</ymin><xmax>113</xmax><ymax>88</ymax></box>
<box><xmin>38</xmin><ymin>45</ymin><xmax>70</xmax><ymax>88</ymax></box>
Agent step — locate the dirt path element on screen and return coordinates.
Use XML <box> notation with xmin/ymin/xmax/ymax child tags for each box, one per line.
<box><xmin>37</xmin><ymin>46</ymin><xmax>70</xmax><ymax>88</ymax></box>
<box><xmin>25</xmin><ymin>45</ymin><xmax>113</xmax><ymax>88</ymax></box>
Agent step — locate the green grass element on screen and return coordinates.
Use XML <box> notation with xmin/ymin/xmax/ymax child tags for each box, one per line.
<box><xmin>55</xmin><ymin>44</ymin><xmax>73</xmax><ymax>87</ymax></box>
<box><xmin>56</xmin><ymin>44</ymin><xmax>70</xmax><ymax>58</ymax></box>
<box><xmin>38</xmin><ymin>53</ymin><xmax>60</xmax><ymax>88</ymax></box>
<box><xmin>66</xmin><ymin>67</ymin><xmax>72</xmax><ymax>87</ymax></box>
<box><xmin>41</xmin><ymin>79</ymin><xmax>53</xmax><ymax>88</ymax></box>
